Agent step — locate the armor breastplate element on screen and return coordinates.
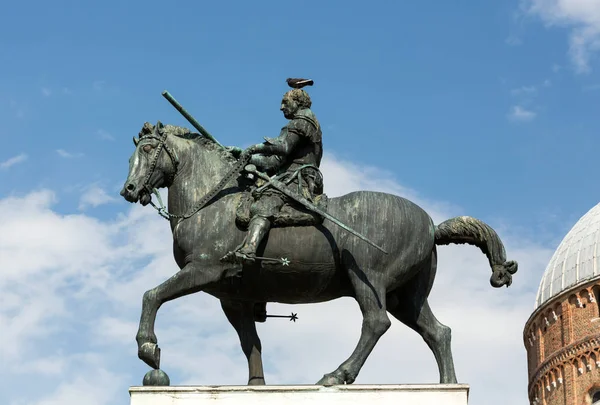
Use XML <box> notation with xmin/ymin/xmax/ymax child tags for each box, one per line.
<box><xmin>288</xmin><ymin>111</ymin><xmax>322</xmax><ymax>168</ymax></box>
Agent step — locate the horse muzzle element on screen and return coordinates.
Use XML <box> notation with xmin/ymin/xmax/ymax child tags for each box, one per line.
<box><xmin>120</xmin><ymin>182</ymin><xmax>152</xmax><ymax>206</ymax></box>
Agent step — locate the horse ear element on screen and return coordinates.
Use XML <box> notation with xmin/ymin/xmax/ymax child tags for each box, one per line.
<box><xmin>133</xmin><ymin>136</ymin><xmax>139</xmax><ymax>146</ymax></box>
<box><xmin>139</xmin><ymin>122</ymin><xmax>154</xmax><ymax>138</ymax></box>
<box><xmin>156</xmin><ymin>121</ymin><xmax>164</xmax><ymax>133</ymax></box>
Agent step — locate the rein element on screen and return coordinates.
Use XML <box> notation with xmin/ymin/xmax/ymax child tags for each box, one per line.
<box><xmin>141</xmin><ymin>131</ymin><xmax>251</xmax><ymax>222</ymax></box>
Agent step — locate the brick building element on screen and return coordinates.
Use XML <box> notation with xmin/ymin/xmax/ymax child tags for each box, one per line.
<box><xmin>524</xmin><ymin>203</ymin><xmax>600</xmax><ymax>405</ymax></box>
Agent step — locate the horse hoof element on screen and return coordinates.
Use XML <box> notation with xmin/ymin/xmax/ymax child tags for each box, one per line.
<box><xmin>143</xmin><ymin>369</ymin><xmax>170</xmax><ymax>386</ymax></box>
<box><xmin>139</xmin><ymin>342</ymin><xmax>161</xmax><ymax>369</ymax></box>
<box><xmin>316</xmin><ymin>373</ymin><xmax>344</xmax><ymax>386</ymax></box>
<box><xmin>248</xmin><ymin>376</ymin><xmax>266</xmax><ymax>386</ymax></box>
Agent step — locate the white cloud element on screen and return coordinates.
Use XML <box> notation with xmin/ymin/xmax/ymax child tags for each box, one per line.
<box><xmin>97</xmin><ymin>129</ymin><xmax>115</xmax><ymax>141</ymax></box>
<box><xmin>510</xmin><ymin>85</ymin><xmax>537</xmax><ymax>96</ymax></box>
<box><xmin>8</xmin><ymin>99</ymin><xmax>26</xmax><ymax>119</ymax></box>
<box><xmin>1</xmin><ymin>153</ymin><xmax>28</xmax><ymax>169</ymax></box>
<box><xmin>522</xmin><ymin>0</ymin><xmax>600</xmax><ymax>73</ymax></box>
<box><xmin>56</xmin><ymin>149</ymin><xmax>84</xmax><ymax>158</ymax></box>
<box><xmin>320</xmin><ymin>153</ymin><xmax>459</xmax><ymax>223</ymax></box>
<box><xmin>506</xmin><ymin>35</ymin><xmax>524</xmax><ymax>46</ymax></box>
<box><xmin>13</xmin><ymin>366</ymin><xmax>124</xmax><ymax>405</ymax></box>
<box><xmin>78</xmin><ymin>185</ymin><xmax>117</xmax><ymax>210</ymax></box>
<box><xmin>507</xmin><ymin>84</ymin><xmax>545</xmax><ymax>118</ymax></box>
<box><xmin>93</xmin><ymin>80</ymin><xmax>106</xmax><ymax>91</ymax></box>
<box><xmin>13</xmin><ymin>355</ymin><xmax>69</xmax><ymax>376</ymax></box>
<box><xmin>508</xmin><ymin>105</ymin><xmax>537</xmax><ymax>122</ymax></box>
<box><xmin>584</xmin><ymin>83</ymin><xmax>600</xmax><ymax>90</ymax></box>
<box><xmin>0</xmin><ymin>153</ymin><xmax>555</xmax><ymax>405</ymax></box>
<box><xmin>41</xmin><ymin>87</ymin><xmax>52</xmax><ymax>97</ymax></box>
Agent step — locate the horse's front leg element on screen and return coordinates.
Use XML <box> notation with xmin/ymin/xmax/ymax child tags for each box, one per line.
<box><xmin>136</xmin><ymin>261</ymin><xmax>222</xmax><ymax>370</ymax></box>
<box><xmin>220</xmin><ymin>299</ymin><xmax>266</xmax><ymax>385</ymax></box>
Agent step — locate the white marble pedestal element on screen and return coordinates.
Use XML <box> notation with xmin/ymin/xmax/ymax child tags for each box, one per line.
<box><xmin>129</xmin><ymin>384</ymin><xmax>469</xmax><ymax>405</ymax></box>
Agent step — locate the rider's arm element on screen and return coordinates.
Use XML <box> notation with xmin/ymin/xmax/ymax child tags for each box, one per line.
<box><xmin>250</xmin><ymin>154</ymin><xmax>282</xmax><ymax>171</ymax></box>
<box><xmin>249</xmin><ymin>132</ymin><xmax>300</xmax><ymax>156</ymax></box>
<box><xmin>247</xmin><ymin>118</ymin><xmax>310</xmax><ymax>157</ymax></box>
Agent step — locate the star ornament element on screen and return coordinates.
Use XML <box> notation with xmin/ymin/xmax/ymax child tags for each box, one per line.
<box><xmin>290</xmin><ymin>313</ymin><xmax>298</xmax><ymax>322</ymax></box>
<box><xmin>281</xmin><ymin>257</ymin><xmax>290</xmax><ymax>266</ymax></box>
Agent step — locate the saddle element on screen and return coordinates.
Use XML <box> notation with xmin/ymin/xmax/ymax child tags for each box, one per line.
<box><xmin>235</xmin><ymin>191</ymin><xmax>329</xmax><ymax>228</ymax></box>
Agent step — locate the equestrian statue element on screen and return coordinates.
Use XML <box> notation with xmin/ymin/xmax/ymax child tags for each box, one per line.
<box><xmin>120</xmin><ymin>78</ymin><xmax>518</xmax><ymax>387</ymax></box>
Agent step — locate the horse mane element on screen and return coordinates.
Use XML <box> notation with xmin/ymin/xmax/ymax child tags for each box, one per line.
<box><xmin>139</xmin><ymin>121</ymin><xmax>237</xmax><ymax>164</ymax></box>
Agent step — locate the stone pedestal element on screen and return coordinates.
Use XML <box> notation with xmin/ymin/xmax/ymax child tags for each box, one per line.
<box><xmin>129</xmin><ymin>384</ymin><xmax>469</xmax><ymax>405</ymax></box>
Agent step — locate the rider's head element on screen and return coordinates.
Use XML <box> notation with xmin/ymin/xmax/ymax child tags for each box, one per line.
<box><xmin>281</xmin><ymin>89</ymin><xmax>311</xmax><ymax>119</ymax></box>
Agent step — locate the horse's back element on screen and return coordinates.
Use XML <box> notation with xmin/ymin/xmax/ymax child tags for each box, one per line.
<box><xmin>326</xmin><ymin>190</ymin><xmax>435</xmax><ymax>261</ymax></box>
<box><xmin>264</xmin><ymin>190</ymin><xmax>435</xmax><ymax>262</ymax></box>
<box><xmin>265</xmin><ymin>191</ymin><xmax>435</xmax><ymax>267</ymax></box>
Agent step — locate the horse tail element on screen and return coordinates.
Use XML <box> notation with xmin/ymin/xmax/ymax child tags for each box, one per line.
<box><xmin>434</xmin><ymin>216</ymin><xmax>518</xmax><ymax>288</ymax></box>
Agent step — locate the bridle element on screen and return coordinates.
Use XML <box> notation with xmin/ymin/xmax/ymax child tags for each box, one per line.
<box><xmin>137</xmin><ymin>127</ymin><xmax>252</xmax><ymax>222</ymax></box>
<box><xmin>138</xmin><ymin>128</ymin><xmax>179</xmax><ymax>216</ymax></box>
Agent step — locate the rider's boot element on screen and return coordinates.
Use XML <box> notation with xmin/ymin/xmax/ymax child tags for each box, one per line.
<box><xmin>221</xmin><ymin>216</ymin><xmax>271</xmax><ymax>265</ymax></box>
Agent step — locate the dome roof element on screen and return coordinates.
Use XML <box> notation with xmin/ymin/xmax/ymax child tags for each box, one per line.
<box><xmin>535</xmin><ymin>202</ymin><xmax>600</xmax><ymax>309</ymax></box>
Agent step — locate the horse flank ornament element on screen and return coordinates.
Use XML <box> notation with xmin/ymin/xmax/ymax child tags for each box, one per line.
<box><xmin>120</xmin><ymin>79</ymin><xmax>518</xmax><ymax>387</ymax></box>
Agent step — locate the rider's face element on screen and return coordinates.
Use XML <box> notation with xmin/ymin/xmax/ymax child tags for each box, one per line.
<box><xmin>280</xmin><ymin>96</ymin><xmax>298</xmax><ymax>119</ymax></box>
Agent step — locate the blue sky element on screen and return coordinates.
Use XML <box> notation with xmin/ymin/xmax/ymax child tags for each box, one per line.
<box><xmin>2</xmin><ymin>0</ymin><xmax>599</xmax><ymax>230</ymax></box>
<box><xmin>2</xmin><ymin>1</ymin><xmax>600</xmax><ymax>405</ymax></box>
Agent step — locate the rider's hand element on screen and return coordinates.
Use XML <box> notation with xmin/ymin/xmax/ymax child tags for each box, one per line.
<box><xmin>244</xmin><ymin>144</ymin><xmax>262</xmax><ymax>155</ymax></box>
<box><xmin>225</xmin><ymin>146</ymin><xmax>243</xmax><ymax>158</ymax></box>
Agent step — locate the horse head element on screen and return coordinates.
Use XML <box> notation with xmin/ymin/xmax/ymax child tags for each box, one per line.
<box><xmin>120</xmin><ymin>121</ymin><xmax>179</xmax><ymax>206</ymax></box>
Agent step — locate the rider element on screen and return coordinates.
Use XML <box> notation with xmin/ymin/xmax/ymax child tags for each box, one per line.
<box><xmin>221</xmin><ymin>79</ymin><xmax>323</xmax><ymax>265</ymax></box>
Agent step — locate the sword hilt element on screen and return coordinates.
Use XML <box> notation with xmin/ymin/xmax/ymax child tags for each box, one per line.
<box><xmin>244</xmin><ymin>164</ymin><xmax>261</xmax><ymax>175</ymax></box>
<box><xmin>245</xmin><ymin>164</ymin><xmax>273</xmax><ymax>184</ymax></box>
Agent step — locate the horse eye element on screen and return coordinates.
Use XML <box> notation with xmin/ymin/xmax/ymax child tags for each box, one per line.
<box><xmin>143</xmin><ymin>144</ymin><xmax>153</xmax><ymax>153</ymax></box>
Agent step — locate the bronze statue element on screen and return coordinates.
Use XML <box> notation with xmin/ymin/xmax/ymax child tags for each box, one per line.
<box><xmin>120</xmin><ymin>79</ymin><xmax>518</xmax><ymax>388</ymax></box>
<box><xmin>221</xmin><ymin>79</ymin><xmax>324</xmax><ymax>265</ymax></box>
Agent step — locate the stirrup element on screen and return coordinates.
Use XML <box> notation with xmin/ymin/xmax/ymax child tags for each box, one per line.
<box><xmin>220</xmin><ymin>250</ymin><xmax>256</xmax><ymax>264</ymax></box>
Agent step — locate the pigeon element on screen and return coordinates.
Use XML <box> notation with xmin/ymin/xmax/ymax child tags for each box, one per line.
<box><xmin>286</xmin><ymin>78</ymin><xmax>314</xmax><ymax>89</ymax></box>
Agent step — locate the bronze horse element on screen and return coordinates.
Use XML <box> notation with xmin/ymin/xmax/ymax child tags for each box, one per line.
<box><xmin>120</xmin><ymin>122</ymin><xmax>518</xmax><ymax>386</ymax></box>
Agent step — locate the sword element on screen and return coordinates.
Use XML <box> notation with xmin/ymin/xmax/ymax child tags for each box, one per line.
<box><xmin>244</xmin><ymin>164</ymin><xmax>388</xmax><ymax>254</ymax></box>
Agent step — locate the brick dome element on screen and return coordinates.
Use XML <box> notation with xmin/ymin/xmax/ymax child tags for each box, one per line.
<box><xmin>535</xmin><ymin>203</ymin><xmax>600</xmax><ymax>310</ymax></box>
<box><xmin>524</xmin><ymin>203</ymin><xmax>600</xmax><ymax>405</ymax></box>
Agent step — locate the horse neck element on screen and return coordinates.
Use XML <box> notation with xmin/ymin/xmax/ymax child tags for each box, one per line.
<box><xmin>167</xmin><ymin>135</ymin><xmax>234</xmax><ymax>213</ymax></box>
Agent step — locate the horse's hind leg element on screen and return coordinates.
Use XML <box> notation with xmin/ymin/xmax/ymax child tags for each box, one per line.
<box><xmin>220</xmin><ymin>299</ymin><xmax>266</xmax><ymax>385</ymax></box>
<box><xmin>388</xmin><ymin>298</ymin><xmax>457</xmax><ymax>383</ymax></box>
<box><xmin>387</xmin><ymin>249</ymin><xmax>457</xmax><ymax>383</ymax></box>
<box><xmin>136</xmin><ymin>262</ymin><xmax>222</xmax><ymax>370</ymax></box>
<box><xmin>317</xmin><ymin>252</ymin><xmax>392</xmax><ymax>385</ymax></box>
